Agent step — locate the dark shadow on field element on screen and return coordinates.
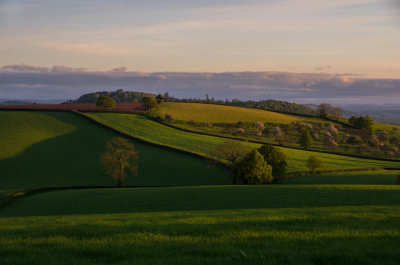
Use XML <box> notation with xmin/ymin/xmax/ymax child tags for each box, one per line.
<box><xmin>1</xmin><ymin>185</ymin><xmax>400</xmax><ymax>217</ymax></box>
<box><xmin>0</xmin><ymin>112</ymin><xmax>230</xmax><ymax>191</ymax></box>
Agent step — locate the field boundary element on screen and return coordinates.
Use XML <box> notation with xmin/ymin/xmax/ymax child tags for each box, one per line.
<box><xmin>0</xmin><ymin>185</ymin><xmax>171</xmax><ymax>210</ymax></box>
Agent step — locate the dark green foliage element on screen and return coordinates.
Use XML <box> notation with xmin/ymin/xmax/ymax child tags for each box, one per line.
<box><xmin>236</xmin><ymin>150</ymin><xmax>273</xmax><ymax>184</ymax></box>
<box><xmin>347</xmin><ymin>135</ymin><xmax>362</xmax><ymax>146</ymax></box>
<box><xmin>73</xmin><ymin>90</ymin><xmax>155</xmax><ymax>103</ymax></box>
<box><xmin>298</xmin><ymin>130</ymin><xmax>314</xmax><ymax>149</ymax></box>
<box><xmin>349</xmin><ymin>115</ymin><xmax>374</xmax><ymax>132</ymax></box>
<box><xmin>258</xmin><ymin>144</ymin><xmax>287</xmax><ymax>181</ymax></box>
<box><xmin>306</xmin><ymin>155</ymin><xmax>324</xmax><ymax>172</ymax></box>
<box><xmin>156</xmin><ymin>94</ymin><xmax>164</xmax><ymax>104</ymax></box>
<box><xmin>96</xmin><ymin>96</ymin><xmax>116</xmax><ymax>109</ymax></box>
<box><xmin>141</xmin><ymin>96</ymin><xmax>158</xmax><ymax>112</ymax></box>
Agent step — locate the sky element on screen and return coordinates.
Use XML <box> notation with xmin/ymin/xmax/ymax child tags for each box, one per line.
<box><xmin>1</xmin><ymin>0</ymin><xmax>399</xmax><ymax>77</ymax></box>
<box><xmin>0</xmin><ymin>0</ymin><xmax>399</xmax><ymax>104</ymax></box>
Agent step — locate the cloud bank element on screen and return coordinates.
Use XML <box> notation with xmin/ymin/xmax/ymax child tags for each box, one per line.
<box><xmin>0</xmin><ymin>64</ymin><xmax>399</xmax><ymax>105</ymax></box>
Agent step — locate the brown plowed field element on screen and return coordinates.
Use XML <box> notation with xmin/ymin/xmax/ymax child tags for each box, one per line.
<box><xmin>0</xmin><ymin>102</ymin><xmax>146</xmax><ymax>111</ymax></box>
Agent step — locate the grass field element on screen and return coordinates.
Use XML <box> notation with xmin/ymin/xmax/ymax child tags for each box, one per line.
<box><xmin>85</xmin><ymin>112</ymin><xmax>400</xmax><ymax>173</ymax></box>
<box><xmin>280</xmin><ymin>170</ymin><xmax>400</xmax><ymax>185</ymax></box>
<box><xmin>152</xmin><ymin>102</ymin><xmax>326</xmax><ymax>124</ymax></box>
<box><xmin>1</xmin><ymin>185</ymin><xmax>400</xmax><ymax>264</ymax></box>
<box><xmin>0</xmin><ymin>111</ymin><xmax>229</xmax><ymax>190</ymax></box>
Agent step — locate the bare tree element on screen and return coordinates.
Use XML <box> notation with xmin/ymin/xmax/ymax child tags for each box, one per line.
<box><xmin>100</xmin><ymin>137</ymin><xmax>139</xmax><ymax>186</ymax></box>
<box><xmin>211</xmin><ymin>140</ymin><xmax>251</xmax><ymax>184</ymax></box>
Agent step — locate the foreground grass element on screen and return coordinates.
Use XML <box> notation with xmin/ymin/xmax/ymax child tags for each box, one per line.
<box><xmin>85</xmin><ymin>112</ymin><xmax>400</xmax><ymax>173</ymax></box>
<box><xmin>0</xmin><ymin>111</ymin><xmax>229</xmax><ymax>190</ymax></box>
<box><xmin>1</xmin><ymin>185</ymin><xmax>400</xmax><ymax>265</ymax></box>
<box><xmin>280</xmin><ymin>170</ymin><xmax>400</xmax><ymax>185</ymax></box>
<box><xmin>152</xmin><ymin>102</ymin><xmax>326</xmax><ymax>124</ymax></box>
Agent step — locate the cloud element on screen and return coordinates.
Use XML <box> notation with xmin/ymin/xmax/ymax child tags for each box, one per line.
<box><xmin>0</xmin><ymin>64</ymin><xmax>399</xmax><ymax>105</ymax></box>
<box><xmin>110</xmin><ymin>66</ymin><xmax>127</xmax><ymax>73</ymax></box>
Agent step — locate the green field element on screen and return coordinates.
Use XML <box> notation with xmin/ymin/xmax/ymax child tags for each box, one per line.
<box><xmin>280</xmin><ymin>170</ymin><xmax>400</xmax><ymax>185</ymax></box>
<box><xmin>0</xmin><ymin>111</ymin><xmax>229</xmax><ymax>190</ymax></box>
<box><xmin>152</xmin><ymin>102</ymin><xmax>324</xmax><ymax>124</ymax></box>
<box><xmin>85</xmin><ymin>112</ymin><xmax>400</xmax><ymax>173</ymax></box>
<box><xmin>1</xmin><ymin>185</ymin><xmax>400</xmax><ymax>264</ymax></box>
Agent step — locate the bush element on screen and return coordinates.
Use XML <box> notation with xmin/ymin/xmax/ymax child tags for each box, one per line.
<box><xmin>96</xmin><ymin>96</ymin><xmax>115</xmax><ymax>110</ymax></box>
<box><xmin>164</xmin><ymin>114</ymin><xmax>175</xmax><ymax>123</ymax></box>
<box><xmin>258</xmin><ymin>144</ymin><xmax>287</xmax><ymax>181</ymax></box>
<box><xmin>306</xmin><ymin>156</ymin><xmax>324</xmax><ymax>173</ymax></box>
<box><xmin>236</xmin><ymin>150</ymin><xmax>273</xmax><ymax>184</ymax></box>
<box><xmin>298</xmin><ymin>130</ymin><xmax>313</xmax><ymax>149</ymax></box>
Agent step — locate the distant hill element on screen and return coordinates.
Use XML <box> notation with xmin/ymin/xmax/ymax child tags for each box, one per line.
<box><xmin>68</xmin><ymin>89</ymin><xmax>155</xmax><ymax>103</ymax></box>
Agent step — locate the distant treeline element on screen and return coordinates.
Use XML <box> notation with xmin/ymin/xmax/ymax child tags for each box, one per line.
<box><xmin>167</xmin><ymin>93</ymin><xmax>316</xmax><ymax>115</ymax></box>
<box><xmin>64</xmin><ymin>89</ymin><xmax>155</xmax><ymax>104</ymax></box>
<box><xmin>66</xmin><ymin>90</ymin><xmax>316</xmax><ymax>116</ymax></box>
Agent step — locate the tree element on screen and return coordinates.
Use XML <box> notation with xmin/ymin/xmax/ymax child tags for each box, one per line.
<box><xmin>346</xmin><ymin>135</ymin><xmax>361</xmax><ymax>147</ymax></box>
<box><xmin>141</xmin><ymin>96</ymin><xmax>158</xmax><ymax>112</ymax></box>
<box><xmin>96</xmin><ymin>96</ymin><xmax>115</xmax><ymax>110</ymax></box>
<box><xmin>156</xmin><ymin>94</ymin><xmax>164</xmax><ymax>104</ymax></box>
<box><xmin>236</xmin><ymin>150</ymin><xmax>273</xmax><ymax>184</ymax></box>
<box><xmin>100</xmin><ymin>137</ymin><xmax>139</xmax><ymax>186</ymax></box>
<box><xmin>349</xmin><ymin>115</ymin><xmax>374</xmax><ymax>133</ymax></box>
<box><xmin>306</xmin><ymin>156</ymin><xmax>324</xmax><ymax>173</ymax></box>
<box><xmin>318</xmin><ymin>103</ymin><xmax>332</xmax><ymax>118</ymax></box>
<box><xmin>258</xmin><ymin>144</ymin><xmax>287</xmax><ymax>181</ymax></box>
<box><xmin>298</xmin><ymin>130</ymin><xmax>314</xmax><ymax>149</ymax></box>
<box><xmin>211</xmin><ymin>140</ymin><xmax>251</xmax><ymax>184</ymax></box>
<box><xmin>331</xmin><ymin>106</ymin><xmax>343</xmax><ymax>120</ymax></box>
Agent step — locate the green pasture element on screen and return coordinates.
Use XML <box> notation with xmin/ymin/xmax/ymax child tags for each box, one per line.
<box><xmin>1</xmin><ymin>185</ymin><xmax>400</xmax><ymax>264</ymax></box>
<box><xmin>0</xmin><ymin>111</ymin><xmax>229</xmax><ymax>190</ymax></box>
<box><xmin>152</xmin><ymin>102</ymin><xmax>324</xmax><ymax>124</ymax></box>
<box><xmin>85</xmin><ymin>113</ymin><xmax>400</xmax><ymax>173</ymax></box>
<box><xmin>280</xmin><ymin>170</ymin><xmax>400</xmax><ymax>185</ymax></box>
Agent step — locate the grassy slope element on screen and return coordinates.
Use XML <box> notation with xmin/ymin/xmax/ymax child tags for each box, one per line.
<box><xmin>85</xmin><ymin>113</ymin><xmax>400</xmax><ymax>173</ymax></box>
<box><xmin>280</xmin><ymin>170</ymin><xmax>400</xmax><ymax>185</ymax></box>
<box><xmin>1</xmin><ymin>185</ymin><xmax>400</xmax><ymax>265</ymax></box>
<box><xmin>0</xmin><ymin>111</ymin><xmax>76</xmax><ymax>159</ymax></box>
<box><xmin>152</xmin><ymin>102</ymin><xmax>325</xmax><ymax>124</ymax></box>
<box><xmin>0</xmin><ymin>111</ymin><xmax>229</xmax><ymax>190</ymax></box>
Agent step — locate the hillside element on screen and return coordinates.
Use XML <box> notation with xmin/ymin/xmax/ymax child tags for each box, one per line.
<box><xmin>84</xmin><ymin>112</ymin><xmax>400</xmax><ymax>173</ymax></box>
<box><xmin>0</xmin><ymin>111</ymin><xmax>229</xmax><ymax>190</ymax></box>
<box><xmin>152</xmin><ymin>102</ymin><xmax>323</xmax><ymax>124</ymax></box>
<box><xmin>1</xmin><ymin>185</ymin><xmax>399</xmax><ymax>264</ymax></box>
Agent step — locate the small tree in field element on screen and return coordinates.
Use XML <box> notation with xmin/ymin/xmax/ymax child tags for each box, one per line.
<box><xmin>236</xmin><ymin>150</ymin><xmax>273</xmax><ymax>184</ymax></box>
<box><xmin>211</xmin><ymin>140</ymin><xmax>250</xmax><ymax>184</ymax></box>
<box><xmin>298</xmin><ymin>130</ymin><xmax>314</xmax><ymax>149</ymax></box>
<box><xmin>100</xmin><ymin>137</ymin><xmax>139</xmax><ymax>186</ymax></box>
<box><xmin>96</xmin><ymin>96</ymin><xmax>115</xmax><ymax>110</ymax></box>
<box><xmin>306</xmin><ymin>156</ymin><xmax>324</xmax><ymax>173</ymax></box>
<box><xmin>141</xmin><ymin>96</ymin><xmax>157</xmax><ymax>112</ymax></box>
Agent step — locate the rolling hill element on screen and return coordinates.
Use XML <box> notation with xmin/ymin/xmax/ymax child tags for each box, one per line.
<box><xmin>84</xmin><ymin>112</ymin><xmax>400</xmax><ymax>173</ymax></box>
<box><xmin>0</xmin><ymin>111</ymin><xmax>229</xmax><ymax>190</ymax></box>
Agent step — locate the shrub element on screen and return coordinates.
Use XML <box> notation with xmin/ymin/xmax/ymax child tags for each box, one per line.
<box><xmin>298</xmin><ymin>130</ymin><xmax>313</xmax><ymax>149</ymax></box>
<box><xmin>233</xmin><ymin>128</ymin><xmax>245</xmax><ymax>136</ymax></box>
<box><xmin>306</xmin><ymin>156</ymin><xmax>324</xmax><ymax>173</ymax></box>
<box><xmin>236</xmin><ymin>150</ymin><xmax>273</xmax><ymax>184</ymax></box>
<box><xmin>164</xmin><ymin>114</ymin><xmax>175</xmax><ymax>123</ymax></box>
<box><xmin>258</xmin><ymin>144</ymin><xmax>287</xmax><ymax>181</ymax></box>
<box><xmin>96</xmin><ymin>96</ymin><xmax>115</xmax><ymax>110</ymax></box>
<box><xmin>255</xmin><ymin>122</ymin><xmax>265</xmax><ymax>130</ymax></box>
